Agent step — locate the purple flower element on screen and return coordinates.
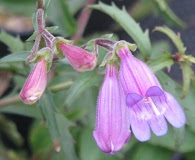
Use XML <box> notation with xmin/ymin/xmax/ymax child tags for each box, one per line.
<box><xmin>93</xmin><ymin>63</ymin><xmax>131</xmax><ymax>154</ymax></box>
<box><xmin>20</xmin><ymin>58</ymin><xmax>47</xmax><ymax>104</ymax></box>
<box><xmin>57</xmin><ymin>41</ymin><xmax>97</xmax><ymax>72</ymax></box>
<box><xmin>116</xmin><ymin>42</ymin><xmax>186</xmax><ymax>142</ymax></box>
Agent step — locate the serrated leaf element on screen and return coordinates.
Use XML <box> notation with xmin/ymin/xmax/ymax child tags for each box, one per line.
<box><xmin>180</xmin><ymin>62</ymin><xmax>194</xmax><ymax>98</ymax></box>
<box><xmin>154</xmin><ymin>26</ymin><xmax>186</xmax><ymax>54</ymax></box>
<box><xmin>0</xmin><ymin>31</ymin><xmax>24</xmax><ymax>52</ymax></box>
<box><xmin>39</xmin><ymin>92</ymin><xmax>78</xmax><ymax>160</ymax></box>
<box><xmin>132</xmin><ymin>143</ymin><xmax>173</xmax><ymax>160</ymax></box>
<box><xmin>0</xmin><ymin>51</ymin><xmax>29</xmax><ymax>63</ymax></box>
<box><xmin>47</xmin><ymin>0</ymin><xmax>76</xmax><ymax>37</ymax></box>
<box><xmin>148</xmin><ymin>52</ymin><xmax>174</xmax><ymax>73</ymax></box>
<box><xmin>90</xmin><ymin>2</ymin><xmax>151</xmax><ymax>58</ymax></box>
<box><xmin>155</xmin><ymin>0</ymin><xmax>186</xmax><ymax>28</ymax></box>
<box><xmin>65</xmin><ymin>72</ymin><xmax>103</xmax><ymax>107</ymax></box>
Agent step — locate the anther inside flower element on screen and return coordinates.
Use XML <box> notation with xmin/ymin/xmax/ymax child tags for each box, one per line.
<box><xmin>116</xmin><ymin>41</ymin><xmax>186</xmax><ymax>141</ymax></box>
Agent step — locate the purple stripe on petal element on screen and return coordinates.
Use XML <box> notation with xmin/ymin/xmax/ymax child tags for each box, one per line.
<box><xmin>148</xmin><ymin>115</ymin><xmax>168</xmax><ymax>136</ymax></box>
<box><xmin>164</xmin><ymin>92</ymin><xmax>186</xmax><ymax>128</ymax></box>
<box><xmin>129</xmin><ymin>107</ymin><xmax>151</xmax><ymax>141</ymax></box>
<box><xmin>126</xmin><ymin>93</ymin><xmax>142</xmax><ymax>107</ymax></box>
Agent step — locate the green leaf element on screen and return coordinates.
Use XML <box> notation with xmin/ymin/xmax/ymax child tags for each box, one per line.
<box><xmin>44</xmin><ymin>0</ymin><xmax>51</xmax><ymax>10</ymax></box>
<box><xmin>79</xmin><ymin>127</ymin><xmax>121</xmax><ymax>160</ymax></box>
<box><xmin>0</xmin><ymin>51</ymin><xmax>29</xmax><ymax>64</ymax></box>
<box><xmin>0</xmin><ymin>31</ymin><xmax>24</xmax><ymax>52</ymax></box>
<box><xmin>47</xmin><ymin>0</ymin><xmax>76</xmax><ymax>37</ymax></box>
<box><xmin>154</xmin><ymin>26</ymin><xmax>186</xmax><ymax>54</ymax></box>
<box><xmin>67</xmin><ymin>0</ymin><xmax>85</xmax><ymax>14</ymax></box>
<box><xmin>0</xmin><ymin>0</ymin><xmax>35</xmax><ymax>15</ymax></box>
<box><xmin>30</xmin><ymin>122</ymin><xmax>53</xmax><ymax>153</ymax></box>
<box><xmin>90</xmin><ymin>2</ymin><xmax>151</xmax><ymax>59</ymax></box>
<box><xmin>149</xmin><ymin>125</ymin><xmax>195</xmax><ymax>153</ymax></box>
<box><xmin>148</xmin><ymin>52</ymin><xmax>174</xmax><ymax>73</ymax></box>
<box><xmin>180</xmin><ymin>62</ymin><xmax>195</xmax><ymax>98</ymax></box>
<box><xmin>65</xmin><ymin>71</ymin><xmax>103</xmax><ymax>107</ymax></box>
<box><xmin>0</xmin><ymin>115</ymin><xmax>24</xmax><ymax>147</ymax></box>
<box><xmin>0</xmin><ymin>105</ymin><xmax>42</xmax><ymax>119</ymax></box>
<box><xmin>39</xmin><ymin>92</ymin><xmax>78</xmax><ymax>160</ymax></box>
<box><xmin>155</xmin><ymin>0</ymin><xmax>186</xmax><ymax>28</ymax></box>
<box><xmin>132</xmin><ymin>143</ymin><xmax>173</xmax><ymax>160</ymax></box>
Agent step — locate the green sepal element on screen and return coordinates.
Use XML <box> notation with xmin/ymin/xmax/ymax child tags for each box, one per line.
<box><xmin>29</xmin><ymin>47</ymin><xmax>53</xmax><ymax>71</ymax></box>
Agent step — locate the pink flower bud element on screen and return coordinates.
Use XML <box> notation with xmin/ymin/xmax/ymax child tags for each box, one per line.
<box><xmin>93</xmin><ymin>63</ymin><xmax>131</xmax><ymax>154</ymax></box>
<box><xmin>20</xmin><ymin>58</ymin><xmax>47</xmax><ymax>104</ymax></box>
<box><xmin>57</xmin><ymin>42</ymin><xmax>97</xmax><ymax>72</ymax></box>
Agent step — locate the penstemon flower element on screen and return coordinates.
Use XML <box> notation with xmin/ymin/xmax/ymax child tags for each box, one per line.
<box><xmin>116</xmin><ymin>41</ymin><xmax>186</xmax><ymax>141</ymax></box>
<box><xmin>20</xmin><ymin>58</ymin><xmax>47</xmax><ymax>104</ymax></box>
<box><xmin>93</xmin><ymin>63</ymin><xmax>130</xmax><ymax>154</ymax></box>
<box><xmin>55</xmin><ymin>37</ymin><xmax>97</xmax><ymax>72</ymax></box>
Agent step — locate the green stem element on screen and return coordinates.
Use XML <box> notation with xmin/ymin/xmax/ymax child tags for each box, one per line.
<box><xmin>49</xmin><ymin>81</ymin><xmax>74</xmax><ymax>92</ymax></box>
<box><xmin>0</xmin><ymin>95</ymin><xmax>20</xmax><ymax>107</ymax></box>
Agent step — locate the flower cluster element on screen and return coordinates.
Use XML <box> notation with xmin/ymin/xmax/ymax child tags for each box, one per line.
<box><xmin>20</xmin><ymin>9</ymin><xmax>97</xmax><ymax>104</ymax></box>
<box><xmin>93</xmin><ymin>41</ymin><xmax>186</xmax><ymax>153</ymax></box>
<box><xmin>20</xmin><ymin>7</ymin><xmax>186</xmax><ymax>156</ymax></box>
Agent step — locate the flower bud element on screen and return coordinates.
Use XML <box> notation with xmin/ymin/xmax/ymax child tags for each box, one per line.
<box><xmin>55</xmin><ymin>37</ymin><xmax>97</xmax><ymax>72</ymax></box>
<box><xmin>93</xmin><ymin>63</ymin><xmax>130</xmax><ymax>154</ymax></box>
<box><xmin>20</xmin><ymin>58</ymin><xmax>47</xmax><ymax>104</ymax></box>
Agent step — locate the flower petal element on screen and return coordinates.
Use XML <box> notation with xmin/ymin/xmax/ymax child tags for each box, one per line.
<box><xmin>126</xmin><ymin>93</ymin><xmax>142</xmax><ymax>107</ymax></box>
<box><xmin>129</xmin><ymin>107</ymin><xmax>151</xmax><ymax>141</ymax></box>
<box><xmin>164</xmin><ymin>92</ymin><xmax>186</xmax><ymax>128</ymax></box>
<box><xmin>148</xmin><ymin>115</ymin><xmax>168</xmax><ymax>136</ymax></box>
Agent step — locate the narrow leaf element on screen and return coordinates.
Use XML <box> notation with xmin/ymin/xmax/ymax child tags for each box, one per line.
<box><xmin>90</xmin><ymin>2</ymin><xmax>151</xmax><ymax>58</ymax></box>
<box><xmin>154</xmin><ymin>26</ymin><xmax>186</xmax><ymax>54</ymax></box>
<box><xmin>39</xmin><ymin>92</ymin><xmax>78</xmax><ymax>160</ymax></box>
<box><xmin>155</xmin><ymin>0</ymin><xmax>186</xmax><ymax>28</ymax></box>
<box><xmin>0</xmin><ymin>105</ymin><xmax>42</xmax><ymax>119</ymax></box>
<box><xmin>47</xmin><ymin>0</ymin><xmax>76</xmax><ymax>36</ymax></box>
<box><xmin>65</xmin><ymin>72</ymin><xmax>103</xmax><ymax>107</ymax></box>
<box><xmin>0</xmin><ymin>51</ymin><xmax>29</xmax><ymax>63</ymax></box>
<box><xmin>0</xmin><ymin>31</ymin><xmax>24</xmax><ymax>52</ymax></box>
<box><xmin>148</xmin><ymin>52</ymin><xmax>174</xmax><ymax>73</ymax></box>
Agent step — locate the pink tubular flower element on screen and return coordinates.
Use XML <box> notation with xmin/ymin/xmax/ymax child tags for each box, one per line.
<box><xmin>93</xmin><ymin>63</ymin><xmax>131</xmax><ymax>154</ymax></box>
<box><xmin>20</xmin><ymin>58</ymin><xmax>47</xmax><ymax>104</ymax></box>
<box><xmin>116</xmin><ymin>42</ymin><xmax>186</xmax><ymax>142</ymax></box>
<box><xmin>57</xmin><ymin>42</ymin><xmax>97</xmax><ymax>72</ymax></box>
